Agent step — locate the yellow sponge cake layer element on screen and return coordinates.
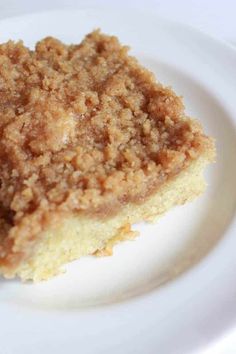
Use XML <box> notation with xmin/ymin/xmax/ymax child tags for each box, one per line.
<box><xmin>4</xmin><ymin>153</ymin><xmax>213</xmax><ymax>281</ymax></box>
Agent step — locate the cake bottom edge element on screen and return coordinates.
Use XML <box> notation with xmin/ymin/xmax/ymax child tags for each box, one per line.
<box><xmin>0</xmin><ymin>155</ymin><xmax>210</xmax><ymax>281</ymax></box>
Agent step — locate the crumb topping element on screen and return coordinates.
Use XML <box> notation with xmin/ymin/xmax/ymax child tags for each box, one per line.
<box><xmin>0</xmin><ymin>30</ymin><xmax>211</xmax><ymax>265</ymax></box>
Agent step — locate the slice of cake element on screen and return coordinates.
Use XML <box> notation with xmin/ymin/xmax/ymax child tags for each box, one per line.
<box><xmin>0</xmin><ymin>30</ymin><xmax>215</xmax><ymax>281</ymax></box>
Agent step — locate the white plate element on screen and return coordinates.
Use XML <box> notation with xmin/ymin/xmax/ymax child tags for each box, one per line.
<box><xmin>0</xmin><ymin>8</ymin><xmax>236</xmax><ymax>354</ymax></box>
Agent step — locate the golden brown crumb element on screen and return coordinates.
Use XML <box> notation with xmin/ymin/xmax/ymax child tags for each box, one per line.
<box><xmin>0</xmin><ymin>30</ymin><xmax>212</xmax><ymax>270</ymax></box>
<box><xmin>94</xmin><ymin>223</ymin><xmax>139</xmax><ymax>256</ymax></box>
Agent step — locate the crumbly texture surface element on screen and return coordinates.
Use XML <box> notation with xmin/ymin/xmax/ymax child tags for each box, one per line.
<box><xmin>0</xmin><ymin>30</ymin><xmax>215</xmax><ymax>277</ymax></box>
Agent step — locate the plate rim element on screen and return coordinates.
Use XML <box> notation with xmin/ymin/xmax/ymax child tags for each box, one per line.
<box><xmin>0</xmin><ymin>8</ymin><xmax>236</xmax><ymax>354</ymax></box>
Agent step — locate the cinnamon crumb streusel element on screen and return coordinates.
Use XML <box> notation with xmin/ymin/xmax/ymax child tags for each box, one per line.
<box><xmin>0</xmin><ymin>30</ymin><xmax>213</xmax><ymax>272</ymax></box>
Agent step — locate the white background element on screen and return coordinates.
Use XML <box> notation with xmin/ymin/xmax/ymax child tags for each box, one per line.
<box><xmin>0</xmin><ymin>1</ymin><xmax>235</xmax><ymax>353</ymax></box>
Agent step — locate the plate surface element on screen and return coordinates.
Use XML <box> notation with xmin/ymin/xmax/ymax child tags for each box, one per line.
<box><xmin>0</xmin><ymin>8</ymin><xmax>236</xmax><ymax>354</ymax></box>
